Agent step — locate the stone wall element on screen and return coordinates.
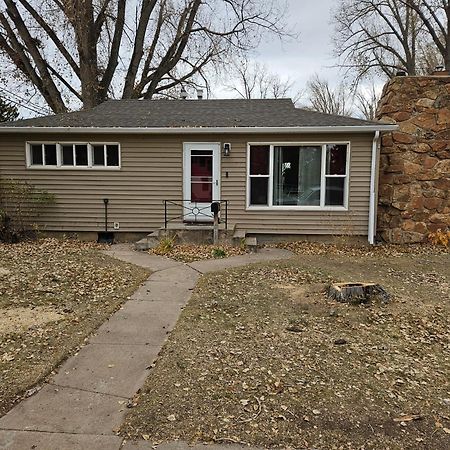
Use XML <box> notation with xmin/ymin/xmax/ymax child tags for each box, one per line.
<box><xmin>376</xmin><ymin>76</ymin><xmax>450</xmax><ymax>244</ymax></box>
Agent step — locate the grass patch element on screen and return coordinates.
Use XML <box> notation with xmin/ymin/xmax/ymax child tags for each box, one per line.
<box><xmin>0</xmin><ymin>238</ymin><xmax>149</xmax><ymax>416</ymax></box>
<box><xmin>121</xmin><ymin>251</ymin><xmax>450</xmax><ymax>449</ymax></box>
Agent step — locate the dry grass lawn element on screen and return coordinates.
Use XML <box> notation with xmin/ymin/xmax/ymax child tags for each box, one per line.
<box><xmin>121</xmin><ymin>248</ymin><xmax>450</xmax><ymax>450</ymax></box>
<box><xmin>0</xmin><ymin>239</ymin><xmax>149</xmax><ymax>416</ymax></box>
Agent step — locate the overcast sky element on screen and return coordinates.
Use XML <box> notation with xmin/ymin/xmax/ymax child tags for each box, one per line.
<box><xmin>216</xmin><ymin>0</ymin><xmax>341</xmax><ymax>98</ymax></box>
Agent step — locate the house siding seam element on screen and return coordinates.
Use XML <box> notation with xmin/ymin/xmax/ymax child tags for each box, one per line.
<box><xmin>0</xmin><ymin>132</ymin><xmax>374</xmax><ymax>236</ymax></box>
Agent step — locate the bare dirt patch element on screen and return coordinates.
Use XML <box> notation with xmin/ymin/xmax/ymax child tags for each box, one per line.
<box><xmin>121</xmin><ymin>251</ymin><xmax>450</xmax><ymax>450</ymax></box>
<box><xmin>0</xmin><ymin>238</ymin><xmax>149</xmax><ymax>416</ymax></box>
<box><xmin>0</xmin><ymin>306</ymin><xmax>64</xmax><ymax>335</ymax></box>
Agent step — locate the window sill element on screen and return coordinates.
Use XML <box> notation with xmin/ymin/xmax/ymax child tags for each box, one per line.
<box><xmin>26</xmin><ymin>166</ymin><xmax>121</xmax><ymax>171</ymax></box>
<box><xmin>245</xmin><ymin>205</ymin><xmax>349</xmax><ymax>212</ymax></box>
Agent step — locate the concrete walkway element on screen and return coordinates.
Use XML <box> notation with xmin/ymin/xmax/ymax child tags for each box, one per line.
<box><xmin>0</xmin><ymin>246</ymin><xmax>292</xmax><ymax>450</ymax></box>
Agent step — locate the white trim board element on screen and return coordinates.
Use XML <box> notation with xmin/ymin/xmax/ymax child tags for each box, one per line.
<box><xmin>0</xmin><ymin>125</ymin><xmax>398</xmax><ymax>135</ymax></box>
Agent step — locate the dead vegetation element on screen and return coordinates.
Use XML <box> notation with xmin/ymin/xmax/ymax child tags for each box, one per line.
<box><xmin>150</xmin><ymin>243</ymin><xmax>248</xmax><ymax>263</ymax></box>
<box><xmin>273</xmin><ymin>240</ymin><xmax>449</xmax><ymax>257</ymax></box>
<box><xmin>121</xmin><ymin>251</ymin><xmax>450</xmax><ymax>450</ymax></box>
<box><xmin>0</xmin><ymin>238</ymin><xmax>149</xmax><ymax>416</ymax></box>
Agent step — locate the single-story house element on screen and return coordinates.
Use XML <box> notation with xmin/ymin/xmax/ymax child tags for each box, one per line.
<box><xmin>0</xmin><ymin>98</ymin><xmax>396</xmax><ymax>244</ymax></box>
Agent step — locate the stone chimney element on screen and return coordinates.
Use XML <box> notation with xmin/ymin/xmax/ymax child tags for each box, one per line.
<box><xmin>376</xmin><ymin>75</ymin><xmax>450</xmax><ymax>244</ymax></box>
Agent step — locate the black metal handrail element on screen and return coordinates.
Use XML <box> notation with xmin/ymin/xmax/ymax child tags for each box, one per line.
<box><xmin>163</xmin><ymin>199</ymin><xmax>228</xmax><ymax>230</ymax></box>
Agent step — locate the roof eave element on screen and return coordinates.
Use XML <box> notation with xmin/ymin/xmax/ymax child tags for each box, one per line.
<box><xmin>0</xmin><ymin>125</ymin><xmax>398</xmax><ymax>134</ymax></box>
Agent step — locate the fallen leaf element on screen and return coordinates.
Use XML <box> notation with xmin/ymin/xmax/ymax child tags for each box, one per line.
<box><xmin>394</xmin><ymin>415</ymin><xmax>422</xmax><ymax>422</ymax></box>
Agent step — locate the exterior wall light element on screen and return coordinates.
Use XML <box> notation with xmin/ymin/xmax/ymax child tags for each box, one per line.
<box><xmin>223</xmin><ymin>143</ymin><xmax>231</xmax><ymax>157</ymax></box>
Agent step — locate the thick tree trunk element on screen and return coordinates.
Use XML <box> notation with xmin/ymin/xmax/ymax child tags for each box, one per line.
<box><xmin>73</xmin><ymin>0</ymin><xmax>100</xmax><ymax>109</ymax></box>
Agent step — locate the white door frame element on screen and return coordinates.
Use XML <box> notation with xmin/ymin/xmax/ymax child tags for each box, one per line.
<box><xmin>183</xmin><ymin>142</ymin><xmax>221</xmax><ymax>222</ymax></box>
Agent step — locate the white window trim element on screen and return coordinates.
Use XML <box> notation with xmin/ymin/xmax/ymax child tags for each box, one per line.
<box><xmin>25</xmin><ymin>142</ymin><xmax>121</xmax><ymax>170</ymax></box>
<box><xmin>246</xmin><ymin>141</ymin><xmax>351</xmax><ymax>211</ymax></box>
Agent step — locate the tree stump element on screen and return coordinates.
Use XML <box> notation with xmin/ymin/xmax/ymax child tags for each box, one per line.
<box><xmin>327</xmin><ymin>282</ymin><xmax>390</xmax><ymax>304</ymax></box>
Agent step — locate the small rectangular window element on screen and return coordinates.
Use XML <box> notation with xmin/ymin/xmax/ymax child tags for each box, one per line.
<box><xmin>31</xmin><ymin>144</ymin><xmax>43</xmax><ymax>165</ymax></box>
<box><xmin>62</xmin><ymin>145</ymin><xmax>74</xmax><ymax>165</ymax></box>
<box><xmin>44</xmin><ymin>144</ymin><xmax>57</xmax><ymax>165</ymax></box>
<box><xmin>93</xmin><ymin>145</ymin><xmax>105</xmax><ymax>166</ymax></box>
<box><xmin>326</xmin><ymin>144</ymin><xmax>347</xmax><ymax>175</ymax></box>
<box><xmin>325</xmin><ymin>178</ymin><xmax>345</xmax><ymax>206</ymax></box>
<box><xmin>75</xmin><ymin>144</ymin><xmax>88</xmax><ymax>166</ymax></box>
<box><xmin>27</xmin><ymin>142</ymin><xmax>120</xmax><ymax>169</ymax></box>
<box><xmin>250</xmin><ymin>177</ymin><xmax>269</xmax><ymax>206</ymax></box>
<box><xmin>106</xmin><ymin>145</ymin><xmax>119</xmax><ymax>166</ymax></box>
<box><xmin>250</xmin><ymin>146</ymin><xmax>269</xmax><ymax>175</ymax></box>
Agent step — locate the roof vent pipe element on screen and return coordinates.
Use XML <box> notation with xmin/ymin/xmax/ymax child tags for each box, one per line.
<box><xmin>197</xmin><ymin>89</ymin><xmax>204</xmax><ymax>100</ymax></box>
<box><xmin>180</xmin><ymin>88</ymin><xmax>188</xmax><ymax>100</ymax></box>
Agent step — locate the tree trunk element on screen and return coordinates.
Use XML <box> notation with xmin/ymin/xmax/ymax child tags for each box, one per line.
<box><xmin>73</xmin><ymin>0</ymin><xmax>100</xmax><ymax>109</ymax></box>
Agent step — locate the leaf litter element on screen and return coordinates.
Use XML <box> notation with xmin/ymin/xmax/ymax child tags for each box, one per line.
<box><xmin>0</xmin><ymin>238</ymin><xmax>149</xmax><ymax>416</ymax></box>
<box><xmin>121</xmin><ymin>250</ymin><xmax>449</xmax><ymax>450</ymax></box>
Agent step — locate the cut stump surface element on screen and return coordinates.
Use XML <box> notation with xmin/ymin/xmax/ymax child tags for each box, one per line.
<box><xmin>328</xmin><ymin>282</ymin><xmax>390</xmax><ymax>304</ymax></box>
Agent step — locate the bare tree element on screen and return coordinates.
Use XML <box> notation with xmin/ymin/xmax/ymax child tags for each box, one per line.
<box><xmin>306</xmin><ymin>74</ymin><xmax>353</xmax><ymax>116</ymax></box>
<box><xmin>0</xmin><ymin>0</ymin><xmax>287</xmax><ymax>113</ymax></box>
<box><xmin>333</xmin><ymin>0</ymin><xmax>448</xmax><ymax>79</ymax></box>
<box><xmin>400</xmin><ymin>0</ymin><xmax>450</xmax><ymax>71</ymax></box>
<box><xmin>225</xmin><ymin>58</ymin><xmax>303</xmax><ymax>103</ymax></box>
<box><xmin>354</xmin><ymin>84</ymin><xmax>381</xmax><ymax>120</ymax></box>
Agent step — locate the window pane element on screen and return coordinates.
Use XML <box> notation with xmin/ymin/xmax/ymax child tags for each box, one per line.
<box><xmin>44</xmin><ymin>144</ymin><xmax>57</xmax><ymax>165</ymax></box>
<box><xmin>75</xmin><ymin>144</ymin><xmax>88</xmax><ymax>166</ymax></box>
<box><xmin>106</xmin><ymin>145</ymin><xmax>119</xmax><ymax>166</ymax></box>
<box><xmin>31</xmin><ymin>144</ymin><xmax>43</xmax><ymax>165</ymax></box>
<box><xmin>273</xmin><ymin>146</ymin><xmax>322</xmax><ymax>206</ymax></box>
<box><xmin>191</xmin><ymin>152</ymin><xmax>212</xmax><ymax>202</ymax></box>
<box><xmin>250</xmin><ymin>145</ymin><xmax>269</xmax><ymax>175</ymax></box>
<box><xmin>250</xmin><ymin>177</ymin><xmax>268</xmax><ymax>205</ymax></box>
<box><xmin>62</xmin><ymin>145</ymin><xmax>74</xmax><ymax>165</ymax></box>
<box><xmin>93</xmin><ymin>145</ymin><xmax>105</xmax><ymax>166</ymax></box>
<box><xmin>325</xmin><ymin>177</ymin><xmax>345</xmax><ymax>206</ymax></box>
<box><xmin>326</xmin><ymin>144</ymin><xmax>347</xmax><ymax>175</ymax></box>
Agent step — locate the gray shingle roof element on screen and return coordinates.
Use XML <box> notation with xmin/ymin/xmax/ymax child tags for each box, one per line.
<box><xmin>0</xmin><ymin>98</ymin><xmax>386</xmax><ymax>129</ymax></box>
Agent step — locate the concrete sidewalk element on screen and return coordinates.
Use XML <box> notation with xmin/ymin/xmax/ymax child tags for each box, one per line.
<box><xmin>0</xmin><ymin>245</ymin><xmax>292</xmax><ymax>450</ymax></box>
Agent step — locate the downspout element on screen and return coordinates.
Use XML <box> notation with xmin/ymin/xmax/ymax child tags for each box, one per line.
<box><xmin>368</xmin><ymin>131</ymin><xmax>380</xmax><ymax>245</ymax></box>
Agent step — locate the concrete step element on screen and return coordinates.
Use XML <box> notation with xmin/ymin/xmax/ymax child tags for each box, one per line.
<box><xmin>245</xmin><ymin>236</ymin><xmax>258</xmax><ymax>253</ymax></box>
<box><xmin>233</xmin><ymin>229</ymin><xmax>247</xmax><ymax>240</ymax></box>
<box><xmin>134</xmin><ymin>231</ymin><xmax>160</xmax><ymax>251</ymax></box>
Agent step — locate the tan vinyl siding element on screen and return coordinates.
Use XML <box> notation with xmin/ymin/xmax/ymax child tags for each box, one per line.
<box><xmin>0</xmin><ymin>132</ymin><xmax>375</xmax><ymax>236</ymax></box>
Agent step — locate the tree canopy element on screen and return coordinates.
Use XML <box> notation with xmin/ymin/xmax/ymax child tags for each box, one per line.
<box><xmin>0</xmin><ymin>0</ymin><xmax>287</xmax><ymax>113</ymax></box>
<box><xmin>333</xmin><ymin>0</ymin><xmax>449</xmax><ymax>79</ymax></box>
<box><xmin>0</xmin><ymin>95</ymin><xmax>19</xmax><ymax>122</ymax></box>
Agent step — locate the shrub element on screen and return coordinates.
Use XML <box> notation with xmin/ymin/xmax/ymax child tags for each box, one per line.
<box><xmin>428</xmin><ymin>229</ymin><xmax>450</xmax><ymax>247</ymax></box>
<box><xmin>211</xmin><ymin>247</ymin><xmax>227</xmax><ymax>258</ymax></box>
<box><xmin>0</xmin><ymin>178</ymin><xmax>55</xmax><ymax>242</ymax></box>
<box><xmin>155</xmin><ymin>235</ymin><xmax>176</xmax><ymax>254</ymax></box>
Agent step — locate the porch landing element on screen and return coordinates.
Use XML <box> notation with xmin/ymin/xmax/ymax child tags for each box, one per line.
<box><xmin>134</xmin><ymin>224</ymin><xmax>257</xmax><ymax>251</ymax></box>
